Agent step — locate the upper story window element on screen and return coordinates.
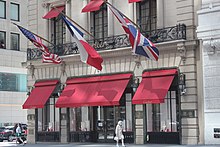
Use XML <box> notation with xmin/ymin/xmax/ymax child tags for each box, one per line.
<box><xmin>0</xmin><ymin>72</ymin><xmax>27</xmax><ymax>92</ymax></box>
<box><xmin>51</xmin><ymin>14</ymin><xmax>66</xmax><ymax>45</ymax></box>
<box><xmin>10</xmin><ymin>2</ymin><xmax>20</xmax><ymax>21</ymax></box>
<box><xmin>0</xmin><ymin>0</ymin><xmax>6</xmax><ymax>19</ymax></box>
<box><xmin>92</xmin><ymin>4</ymin><xmax>108</xmax><ymax>39</ymax></box>
<box><xmin>137</xmin><ymin>0</ymin><xmax>157</xmax><ymax>33</ymax></box>
<box><xmin>0</xmin><ymin>31</ymin><xmax>6</xmax><ymax>49</ymax></box>
<box><xmin>10</xmin><ymin>33</ymin><xmax>20</xmax><ymax>51</ymax></box>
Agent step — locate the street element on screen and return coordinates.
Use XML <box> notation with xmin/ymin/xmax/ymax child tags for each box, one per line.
<box><xmin>0</xmin><ymin>142</ymin><xmax>220</xmax><ymax>147</ymax></box>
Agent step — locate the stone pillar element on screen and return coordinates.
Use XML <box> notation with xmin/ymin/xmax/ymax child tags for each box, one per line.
<box><xmin>108</xmin><ymin>0</ymin><xmax>114</xmax><ymax>36</ymax></box>
<box><xmin>135</xmin><ymin>105</ymin><xmax>144</xmax><ymax>144</ymax></box>
<box><xmin>60</xmin><ymin>108</ymin><xmax>68</xmax><ymax>143</ymax></box>
<box><xmin>157</xmin><ymin>0</ymin><xmax>164</xmax><ymax>28</ymax></box>
<box><xmin>27</xmin><ymin>109</ymin><xmax>36</xmax><ymax>144</ymax></box>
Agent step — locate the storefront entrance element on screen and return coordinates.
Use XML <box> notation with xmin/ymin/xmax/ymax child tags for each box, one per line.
<box><xmin>96</xmin><ymin>106</ymin><xmax>115</xmax><ymax>143</ymax></box>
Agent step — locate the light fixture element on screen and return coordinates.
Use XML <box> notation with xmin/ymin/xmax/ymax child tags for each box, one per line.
<box><xmin>27</xmin><ymin>86</ymin><xmax>34</xmax><ymax>96</ymax></box>
<box><xmin>131</xmin><ymin>77</ymin><xmax>140</xmax><ymax>92</ymax></box>
<box><xmin>179</xmin><ymin>73</ymin><xmax>186</xmax><ymax>95</ymax></box>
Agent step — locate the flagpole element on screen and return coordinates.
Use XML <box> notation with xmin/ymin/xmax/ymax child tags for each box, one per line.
<box><xmin>12</xmin><ymin>22</ymin><xmax>55</xmax><ymax>46</ymax></box>
<box><xmin>104</xmin><ymin>1</ymin><xmax>141</xmax><ymax>30</ymax></box>
<box><xmin>52</xmin><ymin>6</ymin><xmax>95</xmax><ymax>39</ymax></box>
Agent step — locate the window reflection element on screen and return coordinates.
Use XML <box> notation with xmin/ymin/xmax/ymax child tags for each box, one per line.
<box><xmin>146</xmin><ymin>90</ymin><xmax>179</xmax><ymax>132</ymax></box>
<box><xmin>0</xmin><ymin>1</ymin><xmax>6</xmax><ymax>19</ymax></box>
<box><xmin>38</xmin><ymin>97</ymin><xmax>60</xmax><ymax>132</ymax></box>
<box><xmin>0</xmin><ymin>72</ymin><xmax>27</xmax><ymax>92</ymax></box>
<box><xmin>10</xmin><ymin>33</ymin><xmax>20</xmax><ymax>50</ymax></box>
<box><xmin>10</xmin><ymin>3</ymin><xmax>19</xmax><ymax>21</ymax></box>
<box><xmin>0</xmin><ymin>31</ymin><xmax>6</xmax><ymax>49</ymax></box>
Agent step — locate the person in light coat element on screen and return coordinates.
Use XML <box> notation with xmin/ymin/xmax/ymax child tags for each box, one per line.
<box><xmin>114</xmin><ymin>120</ymin><xmax>125</xmax><ymax>147</ymax></box>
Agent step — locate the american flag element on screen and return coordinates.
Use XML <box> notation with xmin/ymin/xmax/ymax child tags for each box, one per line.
<box><xmin>108</xmin><ymin>4</ymin><xmax>159</xmax><ymax>61</ymax></box>
<box><xmin>15</xmin><ymin>24</ymin><xmax>62</xmax><ymax>64</ymax></box>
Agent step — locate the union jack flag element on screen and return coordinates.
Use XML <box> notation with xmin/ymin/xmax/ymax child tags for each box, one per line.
<box><xmin>15</xmin><ymin>24</ymin><xmax>62</xmax><ymax>64</ymax></box>
<box><xmin>108</xmin><ymin>4</ymin><xmax>159</xmax><ymax>61</ymax></box>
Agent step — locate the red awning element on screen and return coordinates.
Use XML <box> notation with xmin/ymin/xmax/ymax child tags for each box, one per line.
<box><xmin>43</xmin><ymin>6</ymin><xmax>65</xmax><ymax>19</ymax></box>
<box><xmin>128</xmin><ymin>0</ymin><xmax>142</xmax><ymax>3</ymax></box>
<box><xmin>23</xmin><ymin>80</ymin><xmax>59</xmax><ymax>109</ymax></box>
<box><xmin>55</xmin><ymin>73</ymin><xmax>132</xmax><ymax>108</ymax></box>
<box><xmin>132</xmin><ymin>69</ymin><xmax>177</xmax><ymax>104</ymax></box>
<box><xmin>82</xmin><ymin>0</ymin><xmax>104</xmax><ymax>13</ymax></box>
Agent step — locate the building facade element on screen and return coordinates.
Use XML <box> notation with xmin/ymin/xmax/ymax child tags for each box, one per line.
<box><xmin>25</xmin><ymin>0</ymin><xmax>203</xmax><ymax>145</ymax></box>
<box><xmin>0</xmin><ymin>0</ymin><xmax>28</xmax><ymax>127</ymax></box>
<box><xmin>197</xmin><ymin>0</ymin><xmax>220</xmax><ymax>145</ymax></box>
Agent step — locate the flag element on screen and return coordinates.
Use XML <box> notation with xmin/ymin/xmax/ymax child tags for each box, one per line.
<box><xmin>128</xmin><ymin>0</ymin><xmax>142</xmax><ymax>3</ymax></box>
<box><xmin>15</xmin><ymin>24</ymin><xmax>62</xmax><ymax>64</ymax></box>
<box><xmin>61</xmin><ymin>15</ymin><xmax>103</xmax><ymax>70</ymax></box>
<box><xmin>82</xmin><ymin>0</ymin><xmax>104</xmax><ymax>13</ymax></box>
<box><xmin>42</xmin><ymin>52</ymin><xmax>62</xmax><ymax>64</ymax></box>
<box><xmin>108</xmin><ymin>4</ymin><xmax>159</xmax><ymax>61</ymax></box>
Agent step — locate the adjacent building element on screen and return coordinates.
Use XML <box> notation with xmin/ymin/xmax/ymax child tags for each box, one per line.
<box><xmin>24</xmin><ymin>0</ymin><xmax>202</xmax><ymax>145</ymax></box>
<box><xmin>0</xmin><ymin>0</ymin><xmax>28</xmax><ymax>127</ymax></box>
<box><xmin>197</xmin><ymin>0</ymin><xmax>220</xmax><ymax>145</ymax></box>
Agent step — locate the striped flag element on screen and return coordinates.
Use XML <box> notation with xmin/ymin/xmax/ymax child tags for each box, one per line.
<box><xmin>61</xmin><ymin>15</ymin><xmax>103</xmax><ymax>70</ymax></box>
<box><xmin>108</xmin><ymin>4</ymin><xmax>159</xmax><ymax>61</ymax></box>
<box><xmin>128</xmin><ymin>0</ymin><xmax>142</xmax><ymax>3</ymax></box>
<box><xmin>15</xmin><ymin>24</ymin><xmax>62</xmax><ymax>64</ymax></box>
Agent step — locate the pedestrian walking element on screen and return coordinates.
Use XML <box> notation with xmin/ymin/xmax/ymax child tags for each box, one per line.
<box><xmin>114</xmin><ymin>120</ymin><xmax>125</xmax><ymax>147</ymax></box>
<box><xmin>16</xmin><ymin>123</ymin><xmax>25</xmax><ymax>145</ymax></box>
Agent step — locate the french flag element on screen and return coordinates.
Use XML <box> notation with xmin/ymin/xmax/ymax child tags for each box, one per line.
<box><xmin>61</xmin><ymin>15</ymin><xmax>103</xmax><ymax>70</ymax></box>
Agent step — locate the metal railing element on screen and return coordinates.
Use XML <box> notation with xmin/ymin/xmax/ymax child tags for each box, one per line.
<box><xmin>27</xmin><ymin>24</ymin><xmax>186</xmax><ymax>61</ymax></box>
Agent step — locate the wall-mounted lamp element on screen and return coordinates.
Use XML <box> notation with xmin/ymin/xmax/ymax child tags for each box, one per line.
<box><xmin>57</xmin><ymin>83</ymin><xmax>65</xmax><ymax>97</ymax></box>
<box><xmin>203</xmin><ymin>38</ymin><xmax>220</xmax><ymax>54</ymax></box>
<box><xmin>179</xmin><ymin>73</ymin><xmax>186</xmax><ymax>95</ymax></box>
<box><xmin>27</xmin><ymin>86</ymin><xmax>34</xmax><ymax>96</ymax></box>
<box><xmin>131</xmin><ymin>77</ymin><xmax>140</xmax><ymax>92</ymax></box>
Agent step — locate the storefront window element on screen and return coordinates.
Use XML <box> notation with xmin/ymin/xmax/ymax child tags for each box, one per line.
<box><xmin>70</xmin><ymin>108</ymin><xmax>81</xmax><ymax>131</ymax></box>
<box><xmin>146</xmin><ymin>90</ymin><xmax>178</xmax><ymax>132</ymax></box>
<box><xmin>38</xmin><ymin>97</ymin><xmax>60</xmax><ymax>132</ymax></box>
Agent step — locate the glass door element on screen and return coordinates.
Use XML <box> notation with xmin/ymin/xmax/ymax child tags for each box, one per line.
<box><xmin>97</xmin><ymin>106</ymin><xmax>115</xmax><ymax>142</ymax></box>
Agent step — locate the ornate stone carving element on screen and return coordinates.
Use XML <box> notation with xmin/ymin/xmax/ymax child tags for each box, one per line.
<box><xmin>177</xmin><ymin>43</ymin><xmax>186</xmax><ymax>63</ymax></box>
<box><xmin>60</xmin><ymin>61</ymin><xmax>66</xmax><ymax>76</ymax></box>
<box><xmin>27</xmin><ymin>64</ymin><xmax>35</xmax><ymax>78</ymax></box>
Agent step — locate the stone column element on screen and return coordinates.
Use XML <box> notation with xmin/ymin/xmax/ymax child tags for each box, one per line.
<box><xmin>108</xmin><ymin>0</ymin><xmax>114</xmax><ymax>36</ymax></box>
<box><xmin>27</xmin><ymin>109</ymin><xmax>36</xmax><ymax>144</ymax></box>
<box><xmin>60</xmin><ymin>108</ymin><xmax>68</xmax><ymax>143</ymax></box>
<box><xmin>135</xmin><ymin>105</ymin><xmax>144</xmax><ymax>144</ymax></box>
<box><xmin>157</xmin><ymin>0</ymin><xmax>164</xmax><ymax>29</ymax></box>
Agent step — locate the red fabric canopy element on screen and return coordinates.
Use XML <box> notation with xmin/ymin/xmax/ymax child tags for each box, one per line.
<box><xmin>55</xmin><ymin>73</ymin><xmax>132</xmax><ymax>108</ymax></box>
<box><xmin>23</xmin><ymin>80</ymin><xmax>59</xmax><ymax>109</ymax></box>
<box><xmin>132</xmin><ymin>69</ymin><xmax>177</xmax><ymax>104</ymax></box>
<box><xmin>128</xmin><ymin>0</ymin><xmax>142</xmax><ymax>3</ymax></box>
<box><xmin>43</xmin><ymin>6</ymin><xmax>65</xmax><ymax>19</ymax></box>
<box><xmin>82</xmin><ymin>0</ymin><xmax>104</xmax><ymax>13</ymax></box>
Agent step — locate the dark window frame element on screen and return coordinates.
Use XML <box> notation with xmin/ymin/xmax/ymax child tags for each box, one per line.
<box><xmin>0</xmin><ymin>0</ymin><xmax>6</xmax><ymax>19</ymax></box>
<box><xmin>137</xmin><ymin>0</ymin><xmax>157</xmax><ymax>33</ymax></box>
<box><xmin>10</xmin><ymin>2</ymin><xmax>20</xmax><ymax>21</ymax></box>
<box><xmin>92</xmin><ymin>4</ymin><xmax>108</xmax><ymax>39</ymax></box>
<box><xmin>10</xmin><ymin>32</ymin><xmax>20</xmax><ymax>51</ymax></box>
<box><xmin>0</xmin><ymin>31</ymin><xmax>6</xmax><ymax>49</ymax></box>
<box><xmin>51</xmin><ymin>9</ymin><xmax>66</xmax><ymax>45</ymax></box>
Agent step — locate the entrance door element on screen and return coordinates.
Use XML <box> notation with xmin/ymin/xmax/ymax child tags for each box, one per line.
<box><xmin>96</xmin><ymin>106</ymin><xmax>115</xmax><ymax>143</ymax></box>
